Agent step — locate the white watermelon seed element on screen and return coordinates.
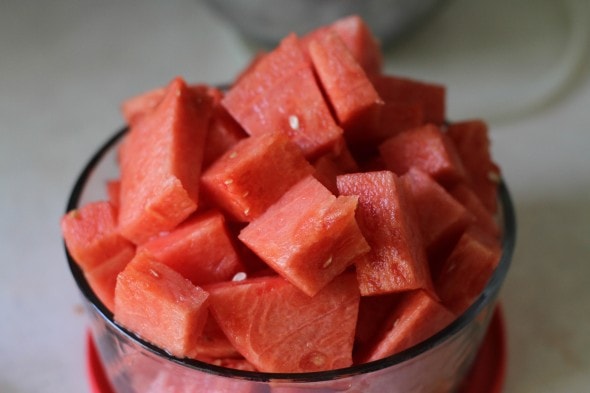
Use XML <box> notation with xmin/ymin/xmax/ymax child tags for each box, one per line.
<box><xmin>289</xmin><ymin>115</ymin><xmax>300</xmax><ymax>131</ymax></box>
<box><xmin>232</xmin><ymin>272</ymin><xmax>247</xmax><ymax>282</ymax></box>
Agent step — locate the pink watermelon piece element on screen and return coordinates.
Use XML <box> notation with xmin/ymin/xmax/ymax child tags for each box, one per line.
<box><xmin>202</xmin><ymin>102</ymin><xmax>248</xmax><ymax>170</ymax></box>
<box><xmin>114</xmin><ymin>252</ymin><xmax>210</xmax><ymax>359</ymax></box>
<box><xmin>106</xmin><ymin>179</ymin><xmax>121</xmax><ymax>209</ymax></box>
<box><xmin>222</xmin><ymin>34</ymin><xmax>343</xmax><ymax>159</ymax></box>
<box><xmin>303</xmin><ymin>15</ymin><xmax>383</xmax><ymax>76</ymax></box>
<box><xmin>201</xmin><ymin>132</ymin><xmax>314</xmax><ymax>222</ymax></box>
<box><xmin>192</xmin><ymin>311</ymin><xmax>241</xmax><ymax>360</ymax></box>
<box><xmin>239</xmin><ymin>175</ymin><xmax>370</xmax><ymax>296</ymax></box>
<box><xmin>118</xmin><ymin>77</ymin><xmax>213</xmax><ymax>244</ymax></box>
<box><xmin>308</xmin><ymin>29</ymin><xmax>383</xmax><ymax>131</ymax></box>
<box><xmin>84</xmin><ymin>246</ymin><xmax>135</xmax><ymax>312</ymax></box>
<box><xmin>138</xmin><ymin>210</ymin><xmax>245</xmax><ymax>286</ymax></box>
<box><xmin>353</xmin><ymin>292</ymin><xmax>400</xmax><ymax>357</ymax></box>
<box><xmin>61</xmin><ymin>200</ymin><xmax>134</xmax><ymax>271</ymax></box>
<box><xmin>361</xmin><ymin>289</ymin><xmax>455</xmax><ymax>362</ymax></box>
<box><xmin>447</xmin><ymin>120</ymin><xmax>501</xmax><ymax>213</ymax></box>
<box><xmin>435</xmin><ymin>226</ymin><xmax>502</xmax><ymax>315</ymax></box>
<box><xmin>121</xmin><ymin>86</ymin><xmax>166</xmax><ymax>127</ymax></box>
<box><xmin>401</xmin><ymin>167</ymin><xmax>473</xmax><ymax>260</ymax></box>
<box><xmin>206</xmin><ymin>273</ymin><xmax>360</xmax><ymax>373</ymax></box>
<box><xmin>449</xmin><ymin>183</ymin><xmax>501</xmax><ymax>239</ymax></box>
<box><xmin>372</xmin><ymin>74</ymin><xmax>446</xmax><ymax>125</ymax></box>
<box><xmin>337</xmin><ymin>171</ymin><xmax>434</xmax><ymax>297</ymax></box>
<box><xmin>379</xmin><ymin>123</ymin><xmax>466</xmax><ymax>185</ymax></box>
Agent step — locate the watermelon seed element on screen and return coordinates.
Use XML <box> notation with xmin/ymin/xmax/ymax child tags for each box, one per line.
<box><xmin>289</xmin><ymin>115</ymin><xmax>300</xmax><ymax>131</ymax></box>
<box><xmin>322</xmin><ymin>256</ymin><xmax>333</xmax><ymax>269</ymax></box>
<box><xmin>229</xmin><ymin>151</ymin><xmax>238</xmax><ymax>159</ymax></box>
<box><xmin>232</xmin><ymin>272</ymin><xmax>247</xmax><ymax>281</ymax></box>
<box><xmin>224</xmin><ymin>179</ymin><xmax>234</xmax><ymax>185</ymax></box>
<box><xmin>243</xmin><ymin>208</ymin><xmax>250</xmax><ymax>216</ymax></box>
<box><xmin>149</xmin><ymin>269</ymin><xmax>160</xmax><ymax>278</ymax></box>
<box><xmin>242</xmin><ymin>191</ymin><xmax>250</xmax><ymax>197</ymax></box>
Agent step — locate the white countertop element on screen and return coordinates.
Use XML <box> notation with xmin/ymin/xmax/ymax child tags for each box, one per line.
<box><xmin>1</xmin><ymin>0</ymin><xmax>589</xmax><ymax>392</ymax></box>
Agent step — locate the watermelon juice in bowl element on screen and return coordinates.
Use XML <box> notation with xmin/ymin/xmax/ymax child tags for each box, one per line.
<box><xmin>62</xmin><ymin>16</ymin><xmax>516</xmax><ymax>393</ymax></box>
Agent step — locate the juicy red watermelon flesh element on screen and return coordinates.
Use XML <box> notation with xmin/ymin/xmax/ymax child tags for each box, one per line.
<box><xmin>118</xmin><ymin>77</ymin><xmax>213</xmax><ymax>244</ymax></box>
<box><xmin>61</xmin><ymin>201</ymin><xmax>134</xmax><ymax>271</ymax></box>
<box><xmin>308</xmin><ymin>30</ymin><xmax>382</xmax><ymax>130</ymax></box>
<box><xmin>354</xmin><ymin>292</ymin><xmax>400</xmax><ymax>353</ymax></box>
<box><xmin>447</xmin><ymin>120</ymin><xmax>501</xmax><ymax>213</ymax></box>
<box><xmin>192</xmin><ymin>311</ymin><xmax>241</xmax><ymax>360</ymax></box>
<box><xmin>361</xmin><ymin>289</ymin><xmax>455</xmax><ymax>362</ymax></box>
<box><xmin>114</xmin><ymin>253</ymin><xmax>210</xmax><ymax>359</ymax></box>
<box><xmin>84</xmin><ymin>245</ymin><xmax>135</xmax><ymax>312</ymax></box>
<box><xmin>201</xmin><ymin>132</ymin><xmax>314</xmax><ymax>222</ymax></box>
<box><xmin>337</xmin><ymin>171</ymin><xmax>434</xmax><ymax>297</ymax></box>
<box><xmin>372</xmin><ymin>74</ymin><xmax>446</xmax><ymax>125</ymax></box>
<box><xmin>121</xmin><ymin>86</ymin><xmax>166</xmax><ymax>127</ymax></box>
<box><xmin>449</xmin><ymin>183</ymin><xmax>501</xmax><ymax>239</ymax></box>
<box><xmin>239</xmin><ymin>175</ymin><xmax>370</xmax><ymax>296</ymax></box>
<box><xmin>435</xmin><ymin>226</ymin><xmax>502</xmax><ymax>315</ymax></box>
<box><xmin>138</xmin><ymin>210</ymin><xmax>245</xmax><ymax>286</ymax></box>
<box><xmin>202</xmin><ymin>103</ymin><xmax>248</xmax><ymax>169</ymax></box>
<box><xmin>379</xmin><ymin>123</ymin><xmax>466</xmax><ymax>185</ymax></box>
<box><xmin>206</xmin><ymin>274</ymin><xmax>360</xmax><ymax>373</ymax></box>
<box><xmin>222</xmin><ymin>34</ymin><xmax>343</xmax><ymax>159</ymax></box>
<box><xmin>401</xmin><ymin>167</ymin><xmax>473</xmax><ymax>260</ymax></box>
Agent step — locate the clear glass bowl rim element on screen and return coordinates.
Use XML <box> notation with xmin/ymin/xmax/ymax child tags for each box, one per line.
<box><xmin>64</xmin><ymin>126</ymin><xmax>516</xmax><ymax>383</ymax></box>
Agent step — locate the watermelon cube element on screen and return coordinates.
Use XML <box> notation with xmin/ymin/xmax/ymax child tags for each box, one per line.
<box><xmin>379</xmin><ymin>123</ymin><xmax>466</xmax><ymax>185</ymax></box>
<box><xmin>192</xmin><ymin>311</ymin><xmax>241</xmax><ymax>360</ymax></box>
<box><xmin>401</xmin><ymin>167</ymin><xmax>472</xmax><ymax>260</ymax></box>
<box><xmin>121</xmin><ymin>86</ymin><xmax>166</xmax><ymax>127</ymax></box>
<box><xmin>118</xmin><ymin>77</ymin><xmax>213</xmax><ymax>244</ymax></box>
<box><xmin>449</xmin><ymin>183</ymin><xmax>500</xmax><ymax>239</ymax></box>
<box><xmin>222</xmin><ymin>34</ymin><xmax>343</xmax><ymax>159</ymax></box>
<box><xmin>201</xmin><ymin>132</ymin><xmax>314</xmax><ymax>222</ymax></box>
<box><xmin>303</xmin><ymin>15</ymin><xmax>383</xmax><ymax>76</ymax></box>
<box><xmin>308</xmin><ymin>30</ymin><xmax>383</xmax><ymax>131</ymax></box>
<box><xmin>206</xmin><ymin>274</ymin><xmax>360</xmax><ymax>372</ymax></box>
<box><xmin>337</xmin><ymin>171</ymin><xmax>434</xmax><ymax>297</ymax></box>
<box><xmin>114</xmin><ymin>252</ymin><xmax>210</xmax><ymax>359</ymax></box>
<box><xmin>239</xmin><ymin>175</ymin><xmax>370</xmax><ymax>296</ymax></box>
<box><xmin>361</xmin><ymin>289</ymin><xmax>455</xmax><ymax>362</ymax></box>
<box><xmin>84</xmin><ymin>246</ymin><xmax>135</xmax><ymax>312</ymax></box>
<box><xmin>61</xmin><ymin>200</ymin><xmax>134</xmax><ymax>271</ymax></box>
<box><xmin>435</xmin><ymin>226</ymin><xmax>502</xmax><ymax>315</ymax></box>
<box><xmin>202</xmin><ymin>103</ymin><xmax>248</xmax><ymax>169</ymax></box>
<box><xmin>138</xmin><ymin>210</ymin><xmax>245</xmax><ymax>286</ymax></box>
<box><xmin>372</xmin><ymin>74</ymin><xmax>446</xmax><ymax>125</ymax></box>
<box><xmin>447</xmin><ymin>120</ymin><xmax>501</xmax><ymax>213</ymax></box>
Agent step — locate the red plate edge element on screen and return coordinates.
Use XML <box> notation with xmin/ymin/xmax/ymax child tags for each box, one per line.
<box><xmin>86</xmin><ymin>306</ymin><xmax>507</xmax><ymax>393</ymax></box>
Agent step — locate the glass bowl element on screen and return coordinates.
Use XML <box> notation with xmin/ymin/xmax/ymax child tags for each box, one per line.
<box><xmin>65</xmin><ymin>127</ymin><xmax>516</xmax><ymax>393</ymax></box>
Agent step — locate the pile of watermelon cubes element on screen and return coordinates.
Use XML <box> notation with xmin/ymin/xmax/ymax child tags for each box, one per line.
<box><xmin>62</xmin><ymin>15</ymin><xmax>503</xmax><ymax>373</ymax></box>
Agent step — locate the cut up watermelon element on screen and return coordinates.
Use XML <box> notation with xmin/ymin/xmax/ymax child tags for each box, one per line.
<box><xmin>239</xmin><ymin>175</ymin><xmax>370</xmax><ymax>296</ymax></box>
<box><xmin>84</xmin><ymin>246</ymin><xmax>135</xmax><ymax>312</ymax></box>
<box><xmin>114</xmin><ymin>252</ymin><xmax>209</xmax><ymax>359</ymax></box>
<box><xmin>379</xmin><ymin>123</ymin><xmax>466</xmax><ymax>185</ymax></box>
<box><xmin>121</xmin><ymin>86</ymin><xmax>166</xmax><ymax>127</ymax></box>
<box><xmin>361</xmin><ymin>289</ymin><xmax>455</xmax><ymax>362</ymax></box>
<box><xmin>449</xmin><ymin>183</ymin><xmax>500</xmax><ymax>239</ymax></box>
<box><xmin>61</xmin><ymin>200</ymin><xmax>134</xmax><ymax>271</ymax></box>
<box><xmin>337</xmin><ymin>171</ymin><xmax>434</xmax><ymax>297</ymax></box>
<box><xmin>308</xmin><ymin>29</ymin><xmax>383</xmax><ymax>131</ymax></box>
<box><xmin>401</xmin><ymin>167</ymin><xmax>472</xmax><ymax>260</ymax></box>
<box><xmin>372</xmin><ymin>74</ymin><xmax>446</xmax><ymax>125</ymax></box>
<box><xmin>302</xmin><ymin>15</ymin><xmax>383</xmax><ymax>76</ymax></box>
<box><xmin>222</xmin><ymin>34</ymin><xmax>343</xmax><ymax>159</ymax></box>
<box><xmin>201</xmin><ymin>132</ymin><xmax>314</xmax><ymax>222</ymax></box>
<box><xmin>192</xmin><ymin>311</ymin><xmax>241</xmax><ymax>360</ymax></box>
<box><xmin>118</xmin><ymin>77</ymin><xmax>213</xmax><ymax>244</ymax></box>
<box><xmin>138</xmin><ymin>210</ymin><xmax>245</xmax><ymax>286</ymax></box>
<box><xmin>447</xmin><ymin>120</ymin><xmax>501</xmax><ymax>213</ymax></box>
<box><xmin>206</xmin><ymin>273</ymin><xmax>360</xmax><ymax>373</ymax></box>
<box><xmin>435</xmin><ymin>226</ymin><xmax>502</xmax><ymax>315</ymax></box>
<box><xmin>106</xmin><ymin>179</ymin><xmax>121</xmax><ymax>209</ymax></box>
<box><xmin>202</xmin><ymin>103</ymin><xmax>248</xmax><ymax>169</ymax></box>
<box><xmin>354</xmin><ymin>292</ymin><xmax>400</xmax><ymax>356</ymax></box>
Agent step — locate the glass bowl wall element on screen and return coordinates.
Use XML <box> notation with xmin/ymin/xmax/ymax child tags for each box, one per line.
<box><xmin>65</xmin><ymin>128</ymin><xmax>516</xmax><ymax>393</ymax></box>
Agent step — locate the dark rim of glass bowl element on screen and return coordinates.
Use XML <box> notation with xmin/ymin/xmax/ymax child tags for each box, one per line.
<box><xmin>64</xmin><ymin>126</ymin><xmax>516</xmax><ymax>383</ymax></box>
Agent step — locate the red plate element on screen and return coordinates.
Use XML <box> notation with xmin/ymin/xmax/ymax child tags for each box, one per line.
<box><xmin>86</xmin><ymin>307</ymin><xmax>506</xmax><ymax>393</ymax></box>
